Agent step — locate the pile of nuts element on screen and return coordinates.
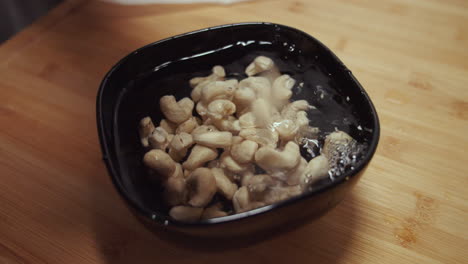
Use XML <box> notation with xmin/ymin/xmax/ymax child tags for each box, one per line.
<box><xmin>139</xmin><ymin>56</ymin><xmax>353</xmax><ymax>222</ymax></box>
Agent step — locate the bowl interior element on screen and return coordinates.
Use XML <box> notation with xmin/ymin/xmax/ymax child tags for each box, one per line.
<box><xmin>97</xmin><ymin>22</ymin><xmax>379</xmax><ymax>226</ymax></box>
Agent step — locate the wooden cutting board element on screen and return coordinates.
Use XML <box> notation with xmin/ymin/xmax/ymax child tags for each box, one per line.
<box><xmin>1</xmin><ymin>0</ymin><xmax>467</xmax><ymax>263</ymax></box>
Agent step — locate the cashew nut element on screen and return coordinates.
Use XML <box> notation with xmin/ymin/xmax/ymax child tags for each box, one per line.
<box><xmin>148</xmin><ymin>127</ymin><xmax>172</xmax><ymax>150</ymax></box>
<box><xmin>200</xmin><ymin>79</ymin><xmax>237</xmax><ymax>103</ymax></box>
<box><xmin>159</xmin><ymin>119</ymin><xmax>177</xmax><ymax>134</ymax></box>
<box><xmin>191</xmin><ymin>125</ymin><xmax>218</xmax><ymax>136</ymax></box>
<box><xmin>206</xmin><ymin>159</ymin><xmax>220</xmax><ymax>168</ymax></box>
<box><xmin>239</xmin><ymin>76</ymin><xmax>271</xmax><ymax>100</ymax></box>
<box><xmin>231</xmin><ymin>135</ymin><xmax>244</xmax><ymax>145</ymax></box>
<box><xmin>176</xmin><ymin>116</ymin><xmax>200</xmax><ymax>134</ymax></box>
<box><xmin>241</xmin><ymin>170</ymin><xmax>255</xmax><ymax>187</ymax></box>
<box><xmin>286</xmin><ymin>158</ymin><xmax>307</xmax><ymax>186</ymax></box>
<box><xmin>187</xmin><ymin>167</ymin><xmax>217</xmax><ymax>207</ymax></box>
<box><xmin>207</xmin><ymin>99</ymin><xmax>236</xmax><ymax>120</ymax></box>
<box><xmin>263</xmin><ymin>185</ymin><xmax>302</xmax><ymax>204</ymax></box>
<box><xmin>242</xmin><ymin>173</ymin><xmax>301</xmax><ymax>206</ymax></box>
<box><xmin>238</xmin><ymin>112</ymin><xmax>257</xmax><ymax>129</ymax></box>
<box><xmin>220</xmin><ymin>152</ymin><xmax>252</xmax><ymax>173</ymax></box>
<box><xmin>273</xmin><ymin>119</ymin><xmax>298</xmax><ymax>143</ymax></box>
<box><xmin>168</xmin><ymin>132</ymin><xmax>194</xmax><ymax>161</ymax></box>
<box><xmin>231</xmin><ymin>139</ymin><xmax>258</xmax><ymax>164</ymax></box>
<box><xmin>251</xmin><ymin>98</ymin><xmax>275</xmax><ymax>128</ymax></box>
<box><xmin>295</xmin><ymin>126</ymin><xmax>320</xmax><ymax>145</ymax></box>
<box><xmin>322</xmin><ymin>131</ymin><xmax>353</xmax><ymax>159</ymax></box>
<box><xmin>160</xmin><ymin>96</ymin><xmax>194</xmax><ymax>124</ymax></box>
<box><xmin>233</xmin><ymin>186</ymin><xmax>250</xmax><ymax>213</ymax></box>
<box><xmin>295</xmin><ymin>111</ymin><xmax>309</xmax><ymax>129</ymax></box>
<box><xmin>281</xmin><ymin>100</ymin><xmax>312</xmax><ymax>120</ymax></box>
<box><xmin>183</xmin><ymin>169</ymin><xmax>191</xmax><ymax>179</ymax></box>
<box><xmin>190</xmin><ymin>66</ymin><xmax>226</xmax><ymax>102</ymax></box>
<box><xmin>302</xmin><ymin>155</ymin><xmax>329</xmax><ymax>186</ymax></box>
<box><xmin>143</xmin><ymin>149</ymin><xmax>176</xmax><ymax>178</ymax></box>
<box><xmin>245</xmin><ymin>56</ymin><xmax>274</xmax><ymax>76</ymax></box>
<box><xmin>259</xmin><ymin>65</ymin><xmax>281</xmax><ymax>83</ymax></box>
<box><xmin>211</xmin><ymin>116</ymin><xmax>241</xmax><ymax>134</ymax></box>
<box><xmin>245</xmin><ymin>174</ymin><xmax>278</xmax><ymax>198</ymax></box>
<box><xmin>266</xmin><ymin>155</ymin><xmax>306</xmax><ymax>183</ymax></box>
<box><xmin>190</xmin><ymin>65</ymin><xmax>225</xmax><ymax>88</ymax></box>
<box><xmin>272</xmin><ymin>74</ymin><xmax>295</xmax><ymax>107</ymax></box>
<box><xmin>191</xmin><ymin>86</ymin><xmax>204</xmax><ymax>103</ymax></box>
<box><xmin>193</xmin><ymin>131</ymin><xmax>233</xmax><ymax>148</ymax></box>
<box><xmin>207</xmin><ymin>162</ymin><xmax>238</xmax><ymax>181</ymax></box>
<box><xmin>182</xmin><ymin>144</ymin><xmax>218</xmax><ymax>170</ymax></box>
<box><xmin>232</xmin><ymin>186</ymin><xmax>265</xmax><ymax>213</ymax></box>
<box><xmin>223</xmin><ymin>168</ymin><xmax>241</xmax><ymax>183</ymax></box>
<box><xmin>233</xmin><ymin>86</ymin><xmax>256</xmax><ymax>116</ymax></box>
<box><xmin>239</xmin><ymin>128</ymin><xmax>279</xmax><ymax>147</ymax></box>
<box><xmin>255</xmin><ymin>141</ymin><xmax>301</xmax><ymax>172</ymax></box>
<box><xmin>139</xmin><ymin>116</ymin><xmax>155</xmax><ymax>147</ymax></box>
<box><xmin>212</xmin><ymin>168</ymin><xmax>238</xmax><ymax>200</ymax></box>
<box><xmin>169</xmin><ymin>206</ymin><xmax>203</xmax><ymax>222</ymax></box>
<box><xmin>201</xmin><ymin>203</ymin><xmax>228</xmax><ymax>220</ymax></box>
<box><xmin>202</xmin><ymin>117</ymin><xmax>214</xmax><ymax>126</ymax></box>
<box><xmin>195</xmin><ymin>101</ymin><xmax>208</xmax><ymax>119</ymax></box>
<box><xmin>163</xmin><ymin>164</ymin><xmax>187</xmax><ymax>206</ymax></box>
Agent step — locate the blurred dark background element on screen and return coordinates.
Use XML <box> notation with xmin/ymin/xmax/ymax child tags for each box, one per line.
<box><xmin>0</xmin><ymin>0</ymin><xmax>64</xmax><ymax>43</ymax></box>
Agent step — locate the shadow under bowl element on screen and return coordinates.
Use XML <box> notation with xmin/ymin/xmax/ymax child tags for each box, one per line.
<box><xmin>96</xmin><ymin>22</ymin><xmax>380</xmax><ymax>238</ymax></box>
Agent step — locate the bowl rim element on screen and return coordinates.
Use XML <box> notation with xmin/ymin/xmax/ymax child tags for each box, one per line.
<box><xmin>96</xmin><ymin>22</ymin><xmax>380</xmax><ymax>228</ymax></box>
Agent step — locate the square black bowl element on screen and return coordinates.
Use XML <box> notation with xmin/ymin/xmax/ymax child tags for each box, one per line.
<box><xmin>96</xmin><ymin>22</ymin><xmax>380</xmax><ymax>237</ymax></box>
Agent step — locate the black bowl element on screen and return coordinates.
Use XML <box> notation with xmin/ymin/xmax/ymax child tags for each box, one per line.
<box><xmin>97</xmin><ymin>22</ymin><xmax>380</xmax><ymax>238</ymax></box>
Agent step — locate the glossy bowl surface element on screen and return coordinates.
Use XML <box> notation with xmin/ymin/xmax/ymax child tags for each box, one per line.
<box><xmin>97</xmin><ymin>22</ymin><xmax>380</xmax><ymax>237</ymax></box>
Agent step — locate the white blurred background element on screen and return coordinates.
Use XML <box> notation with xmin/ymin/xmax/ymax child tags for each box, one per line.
<box><xmin>104</xmin><ymin>0</ymin><xmax>247</xmax><ymax>3</ymax></box>
<box><xmin>0</xmin><ymin>0</ymin><xmax>63</xmax><ymax>43</ymax></box>
<box><xmin>0</xmin><ymin>0</ymin><xmax>248</xmax><ymax>43</ymax></box>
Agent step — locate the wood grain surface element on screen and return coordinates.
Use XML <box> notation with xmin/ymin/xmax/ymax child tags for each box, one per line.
<box><xmin>1</xmin><ymin>0</ymin><xmax>467</xmax><ymax>263</ymax></box>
